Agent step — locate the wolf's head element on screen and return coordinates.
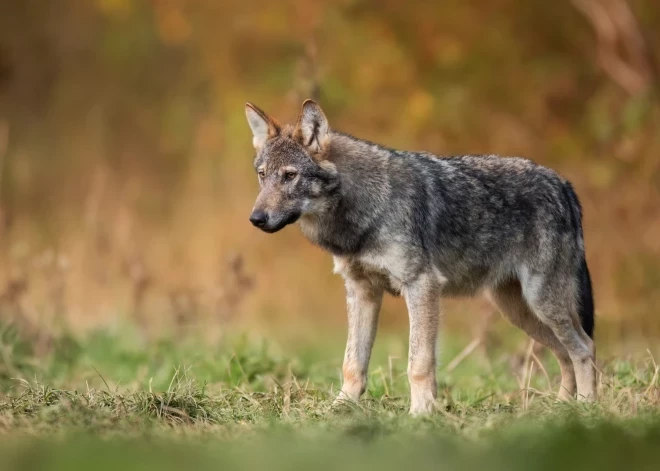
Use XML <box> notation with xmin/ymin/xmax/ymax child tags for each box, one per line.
<box><xmin>245</xmin><ymin>100</ymin><xmax>339</xmax><ymax>233</ymax></box>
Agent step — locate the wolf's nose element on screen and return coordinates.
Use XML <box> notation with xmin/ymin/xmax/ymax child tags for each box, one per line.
<box><xmin>249</xmin><ymin>211</ymin><xmax>268</xmax><ymax>228</ymax></box>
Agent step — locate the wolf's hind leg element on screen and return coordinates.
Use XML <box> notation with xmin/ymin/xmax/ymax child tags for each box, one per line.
<box><xmin>336</xmin><ymin>274</ymin><xmax>384</xmax><ymax>404</ymax></box>
<box><xmin>488</xmin><ymin>280</ymin><xmax>576</xmax><ymax>400</ymax></box>
<box><xmin>521</xmin><ymin>276</ymin><xmax>596</xmax><ymax>401</ymax></box>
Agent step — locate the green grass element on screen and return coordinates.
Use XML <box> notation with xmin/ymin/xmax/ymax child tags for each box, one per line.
<box><xmin>0</xmin><ymin>322</ymin><xmax>659</xmax><ymax>470</ymax></box>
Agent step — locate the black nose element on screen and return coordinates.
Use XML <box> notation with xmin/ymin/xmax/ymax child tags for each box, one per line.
<box><xmin>249</xmin><ymin>211</ymin><xmax>268</xmax><ymax>227</ymax></box>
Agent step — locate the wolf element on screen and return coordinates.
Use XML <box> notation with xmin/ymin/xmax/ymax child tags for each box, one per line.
<box><xmin>245</xmin><ymin>99</ymin><xmax>596</xmax><ymax>415</ymax></box>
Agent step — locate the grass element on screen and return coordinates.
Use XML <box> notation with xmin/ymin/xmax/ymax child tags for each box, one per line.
<box><xmin>0</xmin><ymin>321</ymin><xmax>659</xmax><ymax>470</ymax></box>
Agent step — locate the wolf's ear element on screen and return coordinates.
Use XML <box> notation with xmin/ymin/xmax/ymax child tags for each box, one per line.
<box><xmin>294</xmin><ymin>100</ymin><xmax>329</xmax><ymax>154</ymax></box>
<box><xmin>245</xmin><ymin>102</ymin><xmax>280</xmax><ymax>149</ymax></box>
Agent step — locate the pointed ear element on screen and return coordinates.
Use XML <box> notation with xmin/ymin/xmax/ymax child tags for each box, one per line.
<box><xmin>294</xmin><ymin>99</ymin><xmax>329</xmax><ymax>154</ymax></box>
<box><xmin>245</xmin><ymin>102</ymin><xmax>280</xmax><ymax>149</ymax></box>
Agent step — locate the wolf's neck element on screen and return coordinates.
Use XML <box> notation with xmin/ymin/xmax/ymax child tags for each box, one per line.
<box><xmin>328</xmin><ymin>131</ymin><xmax>395</xmax><ymax>162</ymax></box>
<box><xmin>298</xmin><ymin>132</ymin><xmax>392</xmax><ymax>255</ymax></box>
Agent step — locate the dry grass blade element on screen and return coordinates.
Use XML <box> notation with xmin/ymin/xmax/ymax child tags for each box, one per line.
<box><xmin>446</xmin><ymin>337</ymin><xmax>483</xmax><ymax>373</ymax></box>
<box><xmin>282</xmin><ymin>365</ymin><xmax>292</xmax><ymax>418</ymax></box>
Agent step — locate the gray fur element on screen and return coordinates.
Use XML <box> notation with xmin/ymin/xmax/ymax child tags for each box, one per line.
<box><xmin>246</xmin><ymin>100</ymin><xmax>596</xmax><ymax>415</ymax></box>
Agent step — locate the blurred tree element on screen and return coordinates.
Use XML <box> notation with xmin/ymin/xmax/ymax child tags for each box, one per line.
<box><xmin>0</xmin><ymin>0</ymin><xmax>657</xmax><ymax>335</ymax></box>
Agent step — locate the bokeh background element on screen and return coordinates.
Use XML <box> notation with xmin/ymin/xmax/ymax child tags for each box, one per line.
<box><xmin>0</xmin><ymin>0</ymin><xmax>658</xmax><ymax>350</ymax></box>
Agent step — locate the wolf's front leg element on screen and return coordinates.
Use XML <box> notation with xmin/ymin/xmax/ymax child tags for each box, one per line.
<box><xmin>403</xmin><ymin>274</ymin><xmax>441</xmax><ymax>415</ymax></box>
<box><xmin>335</xmin><ymin>276</ymin><xmax>384</xmax><ymax>405</ymax></box>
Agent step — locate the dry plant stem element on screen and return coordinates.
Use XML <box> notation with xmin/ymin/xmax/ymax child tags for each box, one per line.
<box><xmin>523</xmin><ymin>340</ymin><xmax>536</xmax><ymax>409</ymax></box>
<box><xmin>445</xmin><ymin>310</ymin><xmax>495</xmax><ymax>373</ymax></box>
<box><xmin>446</xmin><ymin>338</ymin><xmax>483</xmax><ymax>373</ymax></box>
<box><xmin>571</xmin><ymin>0</ymin><xmax>653</xmax><ymax>95</ymax></box>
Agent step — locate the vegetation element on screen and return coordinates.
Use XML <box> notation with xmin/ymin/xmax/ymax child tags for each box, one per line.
<box><xmin>1</xmin><ymin>323</ymin><xmax>659</xmax><ymax>469</ymax></box>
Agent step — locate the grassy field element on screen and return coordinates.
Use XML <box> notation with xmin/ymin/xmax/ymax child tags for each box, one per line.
<box><xmin>0</xmin><ymin>321</ymin><xmax>659</xmax><ymax>470</ymax></box>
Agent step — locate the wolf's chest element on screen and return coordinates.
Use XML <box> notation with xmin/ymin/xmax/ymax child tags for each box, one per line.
<box><xmin>356</xmin><ymin>244</ymin><xmax>411</xmax><ymax>290</ymax></box>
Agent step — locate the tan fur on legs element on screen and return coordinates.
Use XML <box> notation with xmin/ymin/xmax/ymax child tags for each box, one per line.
<box><xmin>403</xmin><ymin>274</ymin><xmax>441</xmax><ymax>415</ymax></box>
<box><xmin>488</xmin><ymin>280</ymin><xmax>576</xmax><ymax>400</ymax></box>
<box><xmin>334</xmin><ymin>267</ymin><xmax>384</xmax><ymax>405</ymax></box>
<box><xmin>519</xmin><ymin>277</ymin><xmax>597</xmax><ymax>401</ymax></box>
<box><xmin>571</xmin><ymin>333</ymin><xmax>597</xmax><ymax>401</ymax></box>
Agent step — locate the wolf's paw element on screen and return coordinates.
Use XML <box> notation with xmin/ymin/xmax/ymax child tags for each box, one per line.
<box><xmin>409</xmin><ymin>399</ymin><xmax>437</xmax><ymax>416</ymax></box>
<box><xmin>331</xmin><ymin>391</ymin><xmax>361</xmax><ymax>413</ymax></box>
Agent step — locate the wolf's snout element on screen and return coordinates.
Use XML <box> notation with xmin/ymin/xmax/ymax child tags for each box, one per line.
<box><xmin>249</xmin><ymin>210</ymin><xmax>268</xmax><ymax>228</ymax></box>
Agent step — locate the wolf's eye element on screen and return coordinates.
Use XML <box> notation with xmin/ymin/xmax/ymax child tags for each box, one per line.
<box><xmin>257</xmin><ymin>170</ymin><xmax>265</xmax><ymax>179</ymax></box>
<box><xmin>284</xmin><ymin>172</ymin><xmax>297</xmax><ymax>182</ymax></box>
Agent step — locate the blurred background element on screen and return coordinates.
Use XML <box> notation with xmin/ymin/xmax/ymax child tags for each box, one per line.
<box><xmin>0</xmin><ymin>0</ymin><xmax>658</xmax><ymax>351</ymax></box>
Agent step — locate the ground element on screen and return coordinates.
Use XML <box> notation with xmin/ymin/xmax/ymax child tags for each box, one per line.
<box><xmin>0</xmin><ymin>322</ymin><xmax>659</xmax><ymax>470</ymax></box>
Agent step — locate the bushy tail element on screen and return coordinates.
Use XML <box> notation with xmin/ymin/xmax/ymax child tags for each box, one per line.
<box><xmin>563</xmin><ymin>182</ymin><xmax>595</xmax><ymax>339</ymax></box>
<box><xmin>577</xmin><ymin>256</ymin><xmax>595</xmax><ymax>339</ymax></box>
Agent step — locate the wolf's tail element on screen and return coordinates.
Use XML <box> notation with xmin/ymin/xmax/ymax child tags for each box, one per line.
<box><xmin>563</xmin><ymin>182</ymin><xmax>595</xmax><ymax>339</ymax></box>
<box><xmin>577</xmin><ymin>256</ymin><xmax>595</xmax><ymax>339</ymax></box>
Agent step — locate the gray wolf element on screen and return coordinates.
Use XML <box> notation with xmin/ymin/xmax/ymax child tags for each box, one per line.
<box><xmin>245</xmin><ymin>100</ymin><xmax>596</xmax><ymax>415</ymax></box>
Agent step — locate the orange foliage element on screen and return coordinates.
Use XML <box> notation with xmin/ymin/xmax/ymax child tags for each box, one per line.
<box><xmin>0</xmin><ymin>0</ymin><xmax>658</xmax><ymax>340</ymax></box>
